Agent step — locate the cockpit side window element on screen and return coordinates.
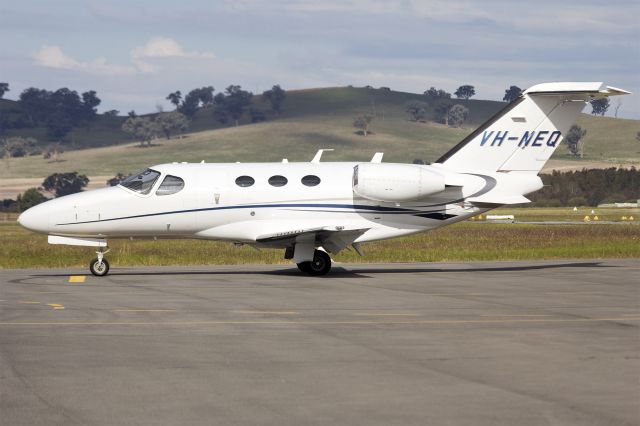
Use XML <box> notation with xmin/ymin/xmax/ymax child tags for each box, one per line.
<box><xmin>156</xmin><ymin>175</ymin><xmax>185</xmax><ymax>196</ymax></box>
<box><xmin>119</xmin><ymin>169</ymin><xmax>161</xmax><ymax>194</ymax></box>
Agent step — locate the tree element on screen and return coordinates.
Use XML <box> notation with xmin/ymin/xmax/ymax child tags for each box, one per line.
<box><xmin>45</xmin><ymin>112</ymin><xmax>73</xmax><ymax>141</ymax></box>
<box><xmin>447</xmin><ymin>104</ymin><xmax>469</xmax><ymax>128</ymax></box>
<box><xmin>2</xmin><ymin>137</ymin><xmax>37</xmax><ymax>158</ymax></box>
<box><xmin>121</xmin><ymin>117</ymin><xmax>157</xmax><ymax>147</ymax></box>
<box><xmin>166</xmin><ymin>91</ymin><xmax>182</xmax><ymax>109</ymax></box>
<box><xmin>249</xmin><ymin>107</ymin><xmax>266</xmax><ymax>123</ymax></box>
<box><xmin>180</xmin><ymin>91</ymin><xmax>200</xmax><ymax>119</ymax></box>
<box><xmin>213</xmin><ymin>93</ymin><xmax>229</xmax><ymax>124</ymax></box>
<box><xmin>19</xmin><ymin>87</ymin><xmax>51</xmax><ymax>125</ymax></box>
<box><xmin>423</xmin><ymin>87</ymin><xmax>451</xmax><ymax>100</ymax></box>
<box><xmin>565</xmin><ymin>125</ymin><xmax>587</xmax><ymax>157</ymax></box>
<box><xmin>42</xmin><ymin>143</ymin><xmax>64</xmax><ymax>162</ymax></box>
<box><xmin>503</xmin><ymin>85</ymin><xmax>522</xmax><ymax>103</ymax></box>
<box><xmin>218</xmin><ymin>85</ymin><xmax>253</xmax><ymax>126</ymax></box>
<box><xmin>454</xmin><ymin>85</ymin><xmax>475</xmax><ymax>99</ymax></box>
<box><xmin>263</xmin><ymin>85</ymin><xmax>286</xmax><ymax>115</ymax></box>
<box><xmin>81</xmin><ymin>90</ymin><xmax>101</xmax><ymax>121</ymax></box>
<box><xmin>590</xmin><ymin>98</ymin><xmax>610</xmax><ymax>116</ymax></box>
<box><xmin>0</xmin><ymin>198</ymin><xmax>18</xmax><ymax>213</ymax></box>
<box><xmin>179</xmin><ymin>86</ymin><xmax>215</xmax><ymax>118</ymax></box>
<box><xmin>433</xmin><ymin>99</ymin><xmax>454</xmax><ymax>125</ymax></box>
<box><xmin>50</xmin><ymin>88</ymin><xmax>84</xmax><ymax>124</ymax></box>
<box><xmin>16</xmin><ymin>188</ymin><xmax>47</xmax><ymax>211</ymax></box>
<box><xmin>41</xmin><ymin>172</ymin><xmax>89</xmax><ymax>197</ymax></box>
<box><xmin>107</xmin><ymin>173</ymin><xmax>126</xmax><ymax>187</ymax></box>
<box><xmin>614</xmin><ymin>98</ymin><xmax>622</xmax><ymax>118</ymax></box>
<box><xmin>353</xmin><ymin>114</ymin><xmax>374</xmax><ymax>136</ymax></box>
<box><xmin>0</xmin><ymin>82</ymin><xmax>8</xmax><ymax>98</ymax></box>
<box><xmin>155</xmin><ymin>111</ymin><xmax>189</xmax><ymax>139</ymax></box>
<box><xmin>197</xmin><ymin>86</ymin><xmax>215</xmax><ymax>107</ymax></box>
<box><xmin>103</xmin><ymin>110</ymin><xmax>119</xmax><ymax>117</ymax></box>
<box><xmin>128</xmin><ymin>110</ymin><xmax>137</xmax><ymax>118</ymax></box>
<box><xmin>405</xmin><ymin>101</ymin><xmax>428</xmax><ymax>122</ymax></box>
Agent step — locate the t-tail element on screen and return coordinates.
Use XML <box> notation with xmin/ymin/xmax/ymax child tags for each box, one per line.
<box><xmin>435</xmin><ymin>82</ymin><xmax>630</xmax><ymax>174</ymax></box>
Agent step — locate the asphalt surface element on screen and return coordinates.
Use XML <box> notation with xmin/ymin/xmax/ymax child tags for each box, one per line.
<box><xmin>1</xmin><ymin>260</ymin><xmax>638</xmax><ymax>426</ymax></box>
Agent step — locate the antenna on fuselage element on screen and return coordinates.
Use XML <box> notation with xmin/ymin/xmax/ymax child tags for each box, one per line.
<box><xmin>311</xmin><ymin>149</ymin><xmax>334</xmax><ymax>163</ymax></box>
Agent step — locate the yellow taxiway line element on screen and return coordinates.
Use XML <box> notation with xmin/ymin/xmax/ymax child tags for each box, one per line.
<box><xmin>47</xmin><ymin>304</ymin><xmax>65</xmax><ymax>310</ymax></box>
<box><xmin>352</xmin><ymin>313</ymin><xmax>420</xmax><ymax>317</ymax></box>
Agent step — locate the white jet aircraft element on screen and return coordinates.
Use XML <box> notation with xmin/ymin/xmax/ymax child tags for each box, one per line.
<box><xmin>18</xmin><ymin>82</ymin><xmax>629</xmax><ymax>276</ymax></box>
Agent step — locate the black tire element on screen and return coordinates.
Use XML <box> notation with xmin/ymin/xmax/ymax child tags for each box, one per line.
<box><xmin>297</xmin><ymin>261</ymin><xmax>312</xmax><ymax>273</ymax></box>
<box><xmin>89</xmin><ymin>258</ymin><xmax>110</xmax><ymax>277</ymax></box>
<box><xmin>308</xmin><ymin>250</ymin><xmax>331</xmax><ymax>276</ymax></box>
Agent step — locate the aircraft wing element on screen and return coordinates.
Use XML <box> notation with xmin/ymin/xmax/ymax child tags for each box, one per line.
<box><xmin>256</xmin><ymin>226</ymin><xmax>369</xmax><ymax>253</ymax></box>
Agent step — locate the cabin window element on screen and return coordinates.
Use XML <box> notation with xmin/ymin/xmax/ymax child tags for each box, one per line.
<box><xmin>120</xmin><ymin>169</ymin><xmax>161</xmax><ymax>195</ymax></box>
<box><xmin>156</xmin><ymin>175</ymin><xmax>185</xmax><ymax>196</ymax></box>
<box><xmin>268</xmin><ymin>175</ymin><xmax>288</xmax><ymax>187</ymax></box>
<box><xmin>235</xmin><ymin>176</ymin><xmax>255</xmax><ymax>187</ymax></box>
<box><xmin>301</xmin><ymin>175</ymin><xmax>321</xmax><ymax>187</ymax></box>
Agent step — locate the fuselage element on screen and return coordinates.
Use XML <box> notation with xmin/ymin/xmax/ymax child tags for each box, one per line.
<box><xmin>18</xmin><ymin>161</ymin><xmax>499</xmax><ymax>247</ymax></box>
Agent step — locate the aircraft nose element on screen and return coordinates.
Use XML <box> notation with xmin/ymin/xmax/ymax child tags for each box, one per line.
<box><xmin>18</xmin><ymin>204</ymin><xmax>50</xmax><ymax>233</ymax></box>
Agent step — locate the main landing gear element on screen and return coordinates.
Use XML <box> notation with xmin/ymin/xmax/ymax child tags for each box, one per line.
<box><xmin>297</xmin><ymin>250</ymin><xmax>332</xmax><ymax>276</ymax></box>
<box><xmin>89</xmin><ymin>248</ymin><xmax>110</xmax><ymax>277</ymax></box>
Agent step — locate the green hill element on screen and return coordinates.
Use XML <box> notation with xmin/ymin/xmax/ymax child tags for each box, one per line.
<box><xmin>1</xmin><ymin>87</ymin><xmax>638</xmax><ymax>180</ymax></box>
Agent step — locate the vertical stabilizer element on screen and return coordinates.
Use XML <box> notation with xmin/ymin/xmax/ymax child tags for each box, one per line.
<box><xmin>435</xmin><ymin>82</ymin><xmax>630</xmax><ymax>174</ymax></box>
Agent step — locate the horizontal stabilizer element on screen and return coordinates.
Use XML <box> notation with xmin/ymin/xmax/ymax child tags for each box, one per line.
<box><xmin>524</xmin><ymin>82</ymin><xmax>631</xmax><ymax>97</ymax></box>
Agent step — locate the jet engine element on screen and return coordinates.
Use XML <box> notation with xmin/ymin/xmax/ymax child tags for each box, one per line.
<box><xmin>352</xmin><ymin>163</ymin><xmax>446</xmax><ymax>202</ymax></box>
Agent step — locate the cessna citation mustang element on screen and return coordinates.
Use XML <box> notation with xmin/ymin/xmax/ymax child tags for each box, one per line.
<box><xmin>18</xmin><ymin>82</ymin><xmax>629</xmax><ymax>276</ymax></box>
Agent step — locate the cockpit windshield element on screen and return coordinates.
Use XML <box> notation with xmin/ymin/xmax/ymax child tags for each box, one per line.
<box><xmin>119</xmin><ymin>169</ymin><xmax>161</xmax><ymax>194</ymax></box>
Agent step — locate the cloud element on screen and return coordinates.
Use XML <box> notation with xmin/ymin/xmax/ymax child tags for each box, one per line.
<box><xmin>130</xmin><ymin>37</ymin><xmax>215</xmax><ymax>72</ymax></box>
<box><xmin>32</xmin><ymin>45</ymin><xmax>136</xmax><ymax>75</ymax></box>
<box><xmin>32</xmin><ymin>38</ymin><xmax>216</xmax><ymax>75</ymax></box>
<box><xmin>131</xmin><ymin>37</ymin><xmax>214</xmax><ymax>59</ymax></box>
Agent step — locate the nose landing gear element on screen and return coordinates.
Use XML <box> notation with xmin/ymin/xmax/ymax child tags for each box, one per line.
<box><xmin>89</xmin><ymin>248</ymin><xmax>110</xmax><ymax>277</ymax></box>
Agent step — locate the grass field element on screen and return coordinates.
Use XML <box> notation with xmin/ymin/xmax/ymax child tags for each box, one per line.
<box><xmin>2</xmin><ymin>217</ymin><xmax>638</xmax><ymax>269</ymax></box>
<box><xmin>2</xmin><ymin>87</ymin><xmax>639</xmax><ymax>180</ymax></box>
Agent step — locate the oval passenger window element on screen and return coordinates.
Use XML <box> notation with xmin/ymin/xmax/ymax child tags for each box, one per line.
<box><xmin>156</xmin><ymin>175</ymin><xmax>185</xmax><ymax>196</ymax></box>
<box><xmin>235</xmin><ymin>176</ymin><xmax>255</xmax><ymax>187</ymax></box>
<box><xmin>268</xmin><ymin>175</ymin><xmax>288</xmax><ymax>187</ymax></box>
<box><xmin>301</xmin><ymin>175</ymin><xmax>321</xmax><ymax>187</ymax></box>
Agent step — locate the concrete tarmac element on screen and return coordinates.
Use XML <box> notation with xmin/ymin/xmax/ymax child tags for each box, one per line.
<box><xmin>1</xmin><ymin>260</ymin><xmax>639</xmax><ymax>426</ymax></box>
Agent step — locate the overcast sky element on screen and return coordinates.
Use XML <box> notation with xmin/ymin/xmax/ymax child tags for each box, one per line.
<box><xmin>1</xmin><ymin>0</ymin><xmax>638</xmax><ymax>118</ymax></box>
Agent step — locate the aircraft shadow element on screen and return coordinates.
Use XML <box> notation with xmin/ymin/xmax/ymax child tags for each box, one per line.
<box><xmin>32</xmin><ymin>261</ymin><xmax>612</xmax><ymax>279</ymax></box>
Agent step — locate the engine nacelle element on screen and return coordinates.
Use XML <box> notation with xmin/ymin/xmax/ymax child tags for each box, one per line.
<box><xmin>353</xmin><ymin>163</ymin><xmax>446</xmax><ymax>202</ymax></box>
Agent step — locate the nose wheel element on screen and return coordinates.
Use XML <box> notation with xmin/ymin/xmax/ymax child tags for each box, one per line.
<box><xmin>89</xmin><ymin>248</ymin><xmax>110</xmax><ymax>277</ymax></box>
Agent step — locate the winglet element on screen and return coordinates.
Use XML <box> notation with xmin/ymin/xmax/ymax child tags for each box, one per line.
<box><xmin>311</xmin><ymin>149</ymin><xmax>334</xmax><ymax>163</ymax></box>
<box><xmin>370</xmin><ymin>152</ymin><xmax>384</xmax><ymax>163</ymax></box>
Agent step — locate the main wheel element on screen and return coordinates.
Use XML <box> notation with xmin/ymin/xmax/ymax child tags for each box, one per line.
<box><xmin>297</xmin><ymin>261</ymin><xmax>312</xmax><ymax>273</ymax></box>
<box><xmin>308</xmin><ymin>250</ymin><xmax>331</xmax><ymax>276</ymax></box>
<box><xmin>89</xmin><ymin>258</ymin><xmax>110</xmax><ymax>277</ymax></box>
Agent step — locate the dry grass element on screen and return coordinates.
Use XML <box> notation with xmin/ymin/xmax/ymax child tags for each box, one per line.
<box><xmin>2</xmin><ymin>221</ymin><xmax>638</xmax><ymax>269</ymax></box>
